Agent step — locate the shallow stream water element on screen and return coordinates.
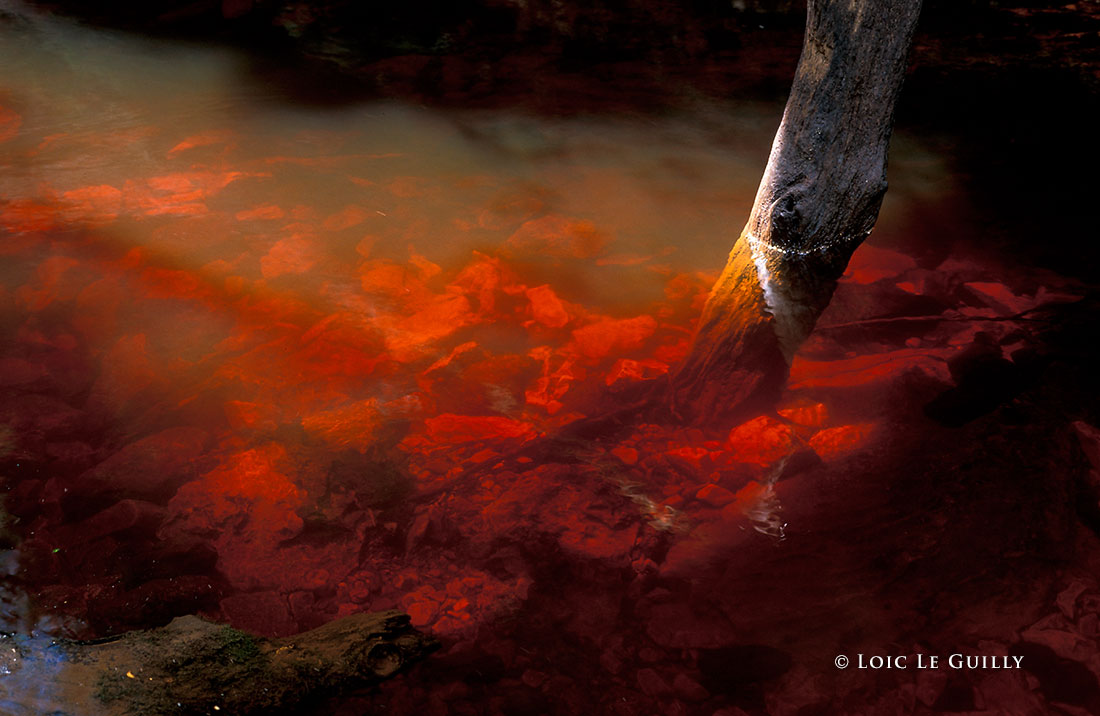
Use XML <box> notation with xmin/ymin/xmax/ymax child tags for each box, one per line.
<box><xmin>3</xmin><ymin>2</ymin><xmax>1099</xmax><ymax>714</ymax></box>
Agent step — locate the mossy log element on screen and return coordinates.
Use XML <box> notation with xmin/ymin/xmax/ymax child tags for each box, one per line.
<box><xmin>0</xmin><ymin>610</ymin><xmax>436</xmax><ymax>715</ymax></box>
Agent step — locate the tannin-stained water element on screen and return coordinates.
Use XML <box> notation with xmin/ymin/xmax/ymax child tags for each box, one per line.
<box><xmin>3</xmin><ymin>1</ymin><xmax>1098</xmax><ymax>715</ymax></box>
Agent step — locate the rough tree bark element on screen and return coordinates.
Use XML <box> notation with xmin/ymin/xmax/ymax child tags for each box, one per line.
<box><xmin>670</xmin><ymin>0</ymin><xmax>924</xmax><ymax>423</ymax></box>
<box><xmin>0</xmin><ymin>610</ymin><xmax>436</xmax><ymax>715</ymax></box>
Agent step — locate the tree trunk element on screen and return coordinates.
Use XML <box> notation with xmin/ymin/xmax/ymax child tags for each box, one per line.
<box><xmin>671</xmin><ymin>0</ymin><xmax>924</xmax><ymax>424</ymax></box>
<box><xmin>0</xmin><ymin>610</ymin><xmax>436</xmax><ymax>715</ymax></box>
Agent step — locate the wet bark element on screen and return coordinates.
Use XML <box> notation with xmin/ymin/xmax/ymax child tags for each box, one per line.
<box><xmin>671</xmin><ymin>0</ymin><xmax>924</xmax><ymax>424</ymax></box>
<box><xmin>0</xmin><ymin>610</ymin><xmax>436</xmax><ymax>715</ymax></box>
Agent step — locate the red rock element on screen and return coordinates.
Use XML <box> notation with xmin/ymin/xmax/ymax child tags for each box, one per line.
<box><xmin>611</xmin><ymin>446</ymin><xmax>639</xmax><ymax>465</ymax></box>
<box><xmin>301</xmin><ymin>399</ymin><xmax>380</xmax><ymax>449</ymax></box>
<box><xmin>526</xmin><ymin>284</ymin><xmax>570</xmax><ymax>328</ymax></box>
<box><xmin>964</xmin><ymin>281</ymin><xmax>1040</xmax><ymax>315</ymax></box>
<box><xmin>67</xmin><ymin>427</ymin><xmax>209</xmax><ymax>501</ymax></box>
<box><xmin>571</xmin><ymin>315</ymin><xmax>657</xmax><ymax>360</ymax></box>
<box><xmin>322</xmin><ymin>205</ymin><xmax>370</xmax><ymax>231</ymax></box>
<box><xmin>645</xmin><ymin>602</ymin><xmax>737</xmax><ymax>649</ymax></box>
<box><xmin>843</xmin><ymin>245</ymin><xmax>916</xmax><ymax>285</ymax></box>
<box><xmin>424</xmin><ymin>414</ymin><xmax>536</xmax><ymax>444</ymax></box>
<box><xmin>59</xmin><ymin>499</ymin><xmax>164</xmax><ymax>543</ymax></box>
<box><xmin>0</xmin><ymin>395</ymin><xmax>83</xmax><ymax>444</ymax></box>
<box><xmin>405</xmin><ymin>598</ymin><xmax>439</xmax><ymax>627</ymax></box>
<box><xmin>914</xmin><ymin>669</ymin><xmax>948</xmax><ymax>708</ymax></box>
<box><xmin>671</xmin><ymin>673</ymin><xmax>710</xmax><ymax>702</ymax></box>
<box><xmin>235</xmin><ymin>204</ymin><xmax>285</xmax><ymax>221</ymax></box>
<box><xmin>405</xmin><ymin>512</ymin><xmax>433</xmax><ymax>554</ymax></box>
<box><xmin>556</xmin><ymin>520</ymin><xmax>637</xmax><ymax>561</ymax></box>
<box><xmin>808</xmin><ymin>424</ymin><xmax>873</xmax><ymax>459</ymax></box>
<box><xmin>600</xmin><ymin>646</ymin><xmax>625</xmax><ymax>675</ymax></box>
<box><xmin>1073</xmin><ymin>422</ymin><xmax>1100</xmax><ymax>471</ymax></box>
<box><xmin>777</xmin><ymin>401</ymin><xmax>829</xmax><ymax>428</ymax></box>
<box><xmin>59</xmin><ymin>184</ymin><xmax>123</xmax><ymax>225</ymax></box>
<box><xmin>17</xmin><ymin>255</ymin><xmax>83</xmax><ymax>311</ymax></box>
<box><xmin>89</xmin><ymin>576</ymin><xmax>220</xmax><ymax>631</ymax></box>
<box><xmin>507</xmin><ymin>215</ymin><xmax>609</xmax><ymax>258</ymax></box>
<box><xmin>86</xmin><ymin>334</ymin><xmax>161</xmax><ymax>417</ymax></box>
<box><xmin>605</xmin><ymin>358</ymin><xmax>669</xmax><ymax>387</ymax></box>
<box><xmin>695</xmin><ymin>484</ymin><xmax>736</xmax><ymax>508</ymax></box>
<box><xmin>635</xmin><ymin>668</ymin><xmax>671</xmax><ymax>697</ymax></box>
<box><xmin>727</xmin><ymin>416</ymin><xmax>794</xmax><ymax>466</ymax></box>
<box><xmin>261</xmin><ymin>234</ymin><xmax>316</xmax><ymax>278</ymax></box>
<box><xmin>789</xmin><ymin>348</ymin><xmax>952</xmax><ymax>390</ymax></box>
<box><xmin>0</xmin><ymin>358</ymin><xmax>48</xmax><ymax>387</ymax></box>
<box><xmin>666</xmin><ymin>446</ymin><xmax>709</xmax><ymax>467</ymax></box>
<box><xmin>451</xmin><ymin>253</ymin><xmax>513</xmax><ymax>314</ymax></box>
<box><xmin>220</xmin><ymin>590</ymin><xmax>297</xmax><ymax>638</ymax></box>
<box><xmin>631</xmin><ymin>558</ymin><xmax>657</xmax><ymax>574</ymax></box>
<box><xmin>653</xmin><ymin>337</ymin><xmax>691</xmax><ymax>364</ymax></box>
<box><xmin>287</xmin><ymin>590</ymin><xmax>316</xmax><ymax>626</ymax></box>
<box><xmin>521</xmin><ymin>669</ymin><xmax>548</xmax><ymax>688</ymax></box>
<box><xmin>1056</xmin><ymin>579</ymin><xmax>1091</xmax><ymax>620</ymax></box>
<box><xmin>223</xmin><ymin>400</ymin><xmax>280</xmax><ymax>431</ymax></box>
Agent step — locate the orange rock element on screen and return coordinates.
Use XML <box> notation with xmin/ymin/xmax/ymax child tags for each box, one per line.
<box><xmin>166</xmin><ymin>130</ymin><xmax>234</xmax><ymax>157</ymax></box>
<box><xmin>261</xmin><ymin>234</ymin><xmax>317</xmax><ymax>279</ymax></box>
<box><xmin>526</xmin><ymin>284</ymin><xmax>570</xmax><ymax>328</ymax></box>
<box><xmin>611</xmin><ymin>446</ymin><xmax>639</xmax><ymax>465</ymax></box>
<box><xmin>322</xmin><ymin>205</ymin><xmax>371</xmax><ymax>231</ymax></box>
<box><xmin>571</xmin><ymin>315</ymin><xmax>657</xmax><ymax>360</ymax></box>
<box><xmin>301</xmin><ymin>399</ymin><xmax>381</xmax><ymax>448</ymax></box>
<box><xmin>424</xmin><ymin>414</ymin><xmax>536</xmax><ymax>444</ymax></box>
<box><xmin>0</xmin><ymin>199</ymin><xmax>57</xmax><ymax>234</ymax></box>
<box><xmin>507</xmin><ymin>215</ymin><xmax>609</xmax><ymax>258</ymax></box>
<box><xmin>235</xmin><ymin>204</ymin><xmax>285</xmax><ymax>221</ymax></box>
<box><xmin>59</xmin><ymin>184</ymin><xmax>123</xmax><ymax>225</ymax></box>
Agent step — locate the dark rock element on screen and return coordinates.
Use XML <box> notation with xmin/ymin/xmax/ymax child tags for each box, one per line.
<box><xmin>49</xmin><ymin>427</ymin><xmax>210</xmax><ymax>516</ymax></box>
<box><xmin>1011</xmin><ymin>641</ymin><xmax>1100</xmax><ymax>714</ymax></box>
<box><xmin>635</xmin><ymin>667</ymin><xmax>670</xmax><ymax>697</ymax></box>
<box><xmin>220</xmin><ymin>590</ymin><xmax>298</xmax><ymax>638</ymax></box>
<box><xmin>671</xmin><ymin>673</ymin><xmax>710</xmax><ymax>702</ymax></box>
<box><xmin>696</xmin><ymin>644</ymin><xmax>792</xmax><ymax>691</ymax></box>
